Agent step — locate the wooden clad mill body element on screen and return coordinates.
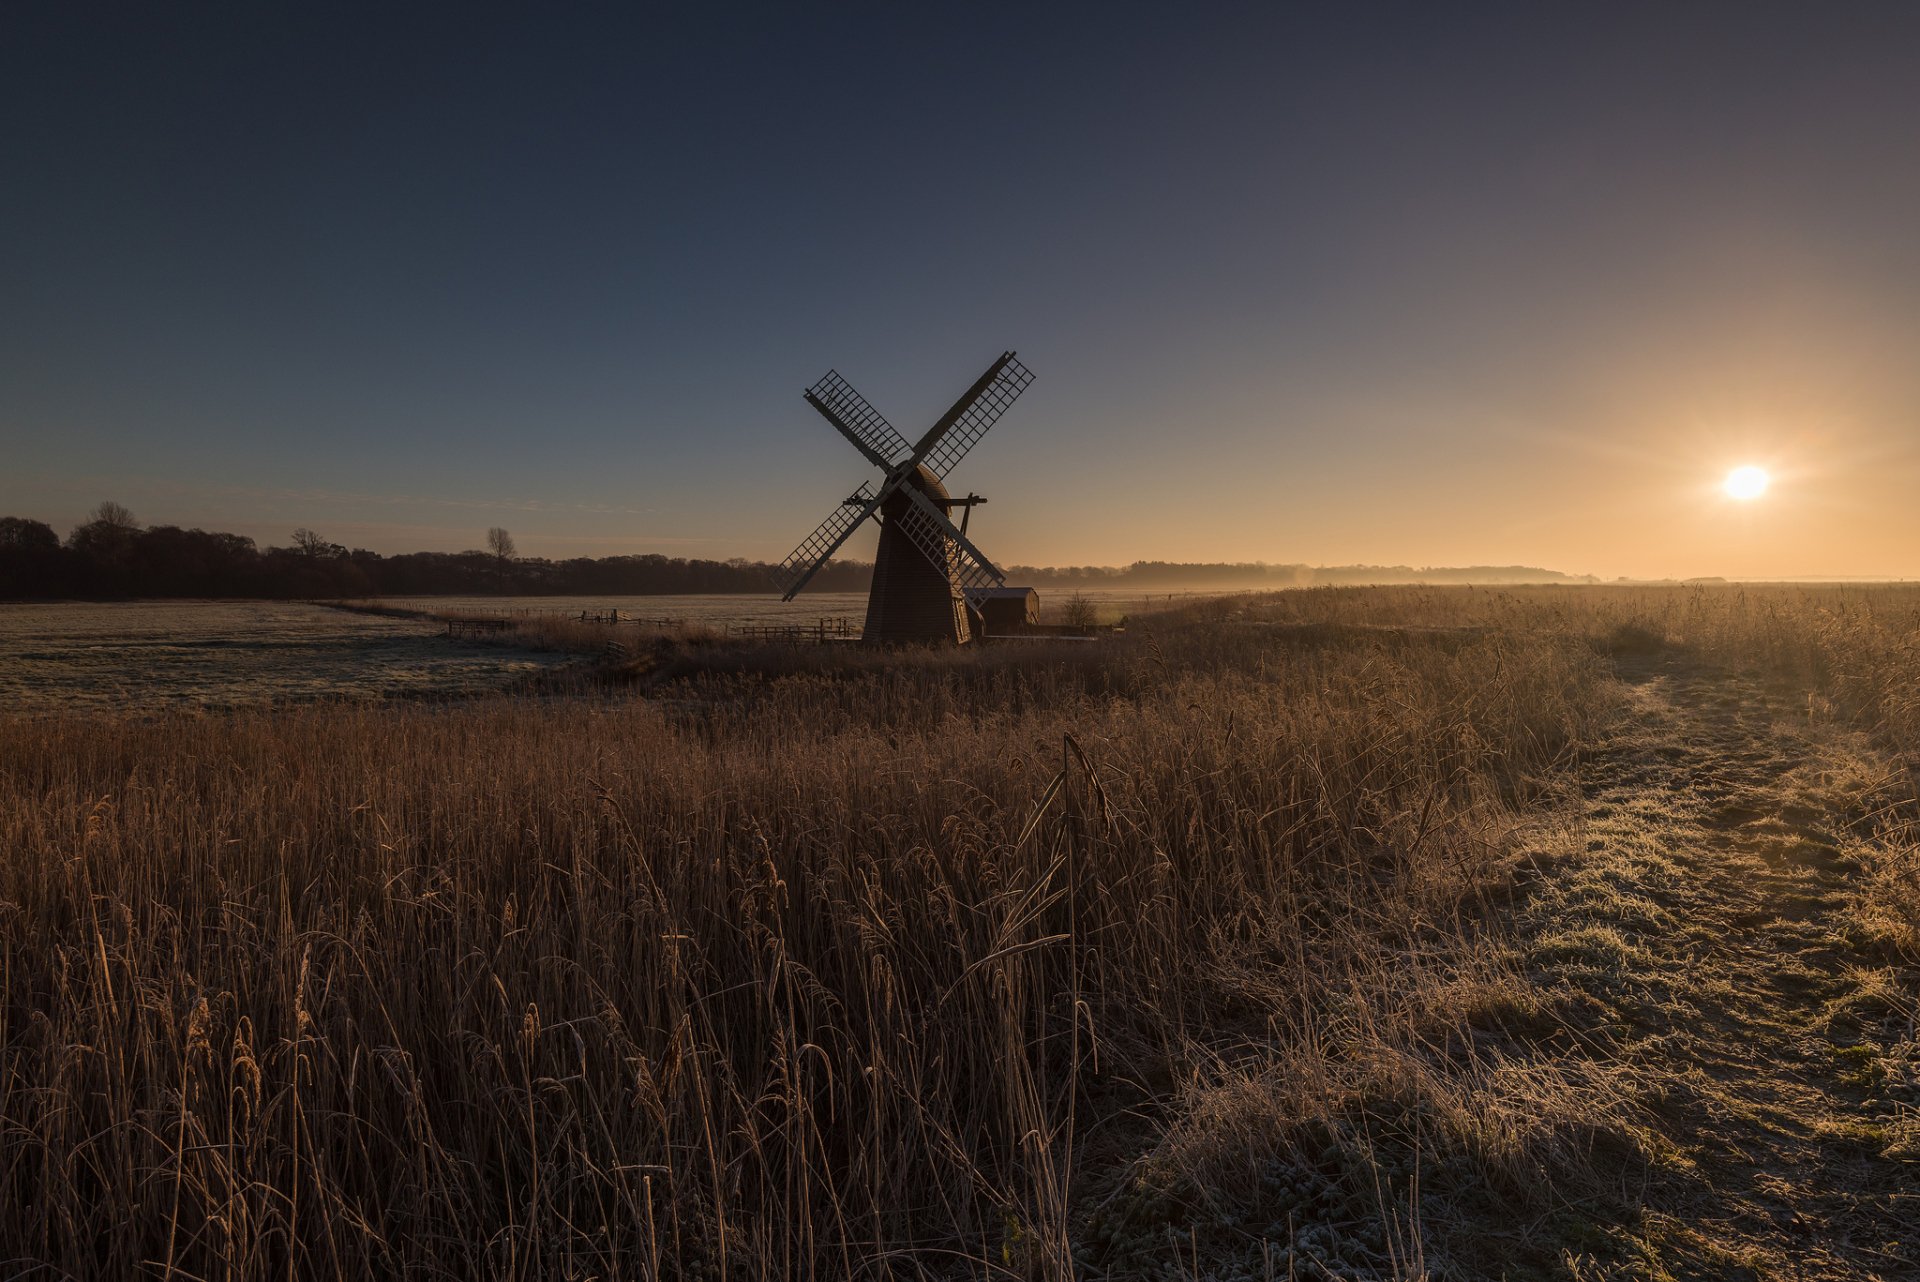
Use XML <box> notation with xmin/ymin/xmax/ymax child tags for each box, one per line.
<box><xmin>863</xmin><ymin>466</ymin><xmax>972</xmax><ymax>645</ymax></box>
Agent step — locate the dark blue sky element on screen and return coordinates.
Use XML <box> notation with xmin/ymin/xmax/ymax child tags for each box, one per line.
<box><xmin>6</xmin><ymin>3</ymin><xmax>1919</xmax><ymax>576</ymax></box>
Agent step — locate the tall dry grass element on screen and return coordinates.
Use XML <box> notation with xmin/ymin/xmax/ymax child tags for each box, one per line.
<box><xmin>455</xmin><ymin>612</ymin><xmax>727</xmax><ymax>655</ymax></box>
<box><xmin>0</xmin><ymin>585</ymin><xmax>1912</xmax><ymax>1277</ymax></box>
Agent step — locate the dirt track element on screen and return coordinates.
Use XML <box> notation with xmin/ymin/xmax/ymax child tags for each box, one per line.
<box><xmin>1535</xmin><ymin>653</ymin><xmax>1919</xmax><ymax>1280</ymax></box>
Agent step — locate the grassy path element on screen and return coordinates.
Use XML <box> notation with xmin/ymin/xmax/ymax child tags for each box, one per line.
<box><xmin>1533</xmin><ymin>653</ymin><xmax>1919</xmax><ymax>1279</ymax></box>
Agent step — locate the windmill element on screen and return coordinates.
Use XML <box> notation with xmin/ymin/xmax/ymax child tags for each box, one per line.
<box><xmin>771</xmin><ymin>351</ymin><xmax>1035</xmax><ymax>644</ymax></box>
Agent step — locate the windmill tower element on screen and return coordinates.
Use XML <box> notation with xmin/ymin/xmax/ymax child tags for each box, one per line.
<box><xmin>771</xmin><ymin>351</ymin><xmax>1035</xmax><ymax>644</ymax></box>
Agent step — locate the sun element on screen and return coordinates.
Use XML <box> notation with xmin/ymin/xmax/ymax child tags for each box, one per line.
<box><xmin>1723</xmin><ymin>465</ymin><xmax>1770</xmax><ymax>501</ymax></box>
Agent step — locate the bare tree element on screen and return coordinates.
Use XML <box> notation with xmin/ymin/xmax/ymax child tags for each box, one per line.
<box><xmin>292</xmin><ymin>528</ymin><xmax>333</xmax><ymax>558</ymax></box>
<box><xmin>486</xmin><ymin>527</ymin><xmax>516</xmax><ymax>592</ymax></box>
<box><xmin>90</xmin><ymin>500</ymin><xmax>138</xmax><ymax>532</ymax></box>
<box><xmin>68</xmin><ymin>500</ymin><xmax>142</xmax><ymax>560</ymax></box>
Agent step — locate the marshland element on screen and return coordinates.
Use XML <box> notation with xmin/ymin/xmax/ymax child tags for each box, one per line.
<box><xmin>3</xmin><ymin>584</ymin><xmax>1915</xmax><ymax>1278</ymax></box>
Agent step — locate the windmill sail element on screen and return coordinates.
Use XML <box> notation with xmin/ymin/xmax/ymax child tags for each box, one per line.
<box><xmin>916</xmin><ymin>353</ymin><xmax>1035</xmax><ymax>479</ymax></box>
<box><xmin>805</xmin><ymin>371</ymin><xmax>912</xmax><ymax>469</ymax></box>
<box><xmin>771</xmin><ymin>482</ymin><xmax>882</xmax><ymax>599</ymax></box>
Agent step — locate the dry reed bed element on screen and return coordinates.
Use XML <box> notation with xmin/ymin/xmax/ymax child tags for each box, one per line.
<box><xmin>455</xmin><ymin>612</ymin><xmax>725</xmax><ymax>654</ymax></box>
<box><xmin>0</xmin><ymin>586</ymin><xmax>1914</xmax><ymax>1278</ymax></box>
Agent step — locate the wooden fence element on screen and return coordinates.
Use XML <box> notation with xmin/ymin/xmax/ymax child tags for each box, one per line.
<box><xmin>727</xmin><ymin>618</ymin><xmax>859</xmax><ymax>644</ymax></box>
<box><xmin>446</xmin><ymin>612</ymin><xmax>861</xmax><ymax>646</ymax></box>
<box><xmin>444</xmin><ymin>618</ymin><xmax>514</xmax><ymax>638</ymax></box>
<box><xmin>454</xmin><ymin>607</ymin><xmax>685</xmax><ymax>626</ymax></box>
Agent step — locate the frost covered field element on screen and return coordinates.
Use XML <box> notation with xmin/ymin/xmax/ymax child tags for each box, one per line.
<box><xmin>0</xmin><ymin>600</ymin><xmax>567</xmax><ymax>712</ymax></box>
<box><xmin>0</xmin><ymin>592</ymin><xmax>1185</xmax><ymax>714</ymax></box>
<box><xmin>0</xmin><ymin>594</ymin><xmax>1175</xmax><ymax>717</ymax></box>
<box><xmin>379</xmin><ymin>591</ymin><xmax>875</xmax><ymax>628</ymax></box>
<box><xmin>381</xmin><ymin>588</ymin><xmax>1189</xmax><ymax>626</ymax></box>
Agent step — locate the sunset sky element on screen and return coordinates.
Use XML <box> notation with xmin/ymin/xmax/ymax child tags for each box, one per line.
<box><xmin>4</xmin><ymin>3</ymin><xmax>1918</xmax><ymax>579</ymax></box>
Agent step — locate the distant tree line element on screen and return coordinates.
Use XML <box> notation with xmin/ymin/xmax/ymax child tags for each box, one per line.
<box><xmin>0</xmin><ymin>503</ymin><xmax>1592</xmax><ymax>601</ymax></box>
<box><xmin>0</xmin><ymin>505</ymin><xmax>871</xmax><ymax>600</ymax></box>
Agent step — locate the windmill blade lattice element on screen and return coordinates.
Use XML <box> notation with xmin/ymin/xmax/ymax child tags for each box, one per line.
<box><xmin>805</xmin><ymin>371</ymin><xmax>912</xmax><ymax>468</ymax></box>
<box><xmin>920</xmin><ymin>354</ymin><xmax>1034</xmax><ymax>479</ymax></box>
<box><xmin>770</xmin><ymin>481</ymin><xmax>881</xmax><ymax>599</ymax></box>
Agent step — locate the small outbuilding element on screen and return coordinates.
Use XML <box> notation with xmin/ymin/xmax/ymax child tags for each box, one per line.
<box><xmin>963</xmin><ymin>586</ymin><xmax>1040</xmax><ymax>637</ymax></box>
